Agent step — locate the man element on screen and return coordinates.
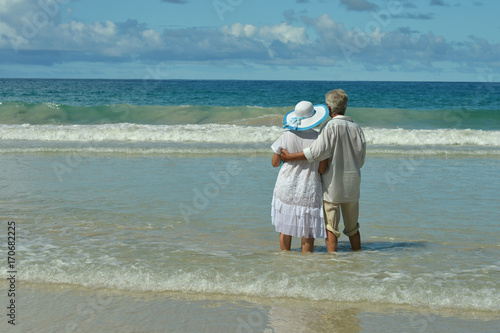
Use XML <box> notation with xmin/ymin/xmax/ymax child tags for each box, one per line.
<box><xmin>280</xmin><ymin>89</ymin><xmax>366</xmax><ymax>252</ymax></box>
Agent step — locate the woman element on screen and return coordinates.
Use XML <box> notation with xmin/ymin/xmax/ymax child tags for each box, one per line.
<box><xmin>271</xmin><ymin>101</ymin><xmax>329</xmax><ymax>253</ymax></box>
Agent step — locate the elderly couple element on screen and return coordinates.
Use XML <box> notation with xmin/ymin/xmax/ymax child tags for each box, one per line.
<box><xmin>271</xmin><ymin>89</ymin><xmax>366</xmax><ymax>253</ymax></box>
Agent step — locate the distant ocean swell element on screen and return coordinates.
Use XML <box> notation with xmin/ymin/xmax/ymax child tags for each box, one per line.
<box><xmin>2</xmin><ymin>101</ymin><xmax>499</xmax><ymax>156</ymax></box>
<box><xmin>1</xmin><ymin>101</ymin><xmax>499</xmax><ymax>130</ymax></box>
<box><xmin>0</xmin><ymin>102</ymin><xmax>286</xmax><ymax>126</ymax></box>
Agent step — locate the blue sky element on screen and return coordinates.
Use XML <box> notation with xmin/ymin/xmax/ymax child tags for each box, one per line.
<box><xmin>0</xmin><ymin>0</ymin><xmax>499</xmax><ymax>81</ymax></box>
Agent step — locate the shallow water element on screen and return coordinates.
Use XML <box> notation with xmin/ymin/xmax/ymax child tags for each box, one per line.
<box><xmin>1</xmin><ymin>153</ymin><xmax>499</xmax><ymax>317</ymax></box>
<box><xmin>1</xmin><ymin>79</ymin><xmax>499</xmax><ymax>331</ymax></box>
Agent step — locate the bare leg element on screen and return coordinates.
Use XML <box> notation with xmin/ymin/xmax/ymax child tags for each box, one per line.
<box><xmin>301</xmin><ymin>237</ymin><xmax>314</xmax><ymax>253</ymax></box>
<box><xmin>279</xmin><ymin>233</ymin><xmax>292</xmax><ymax>251</ymax></box>
<box><xmin>325</xmin><ymin>230</ymin><xmax>338</xmax><ymax>252</ymax></box>
<box><xmin>348</xmin><ymin>231</ymin><xmax>361</xmax><ymax>251</ymax></box>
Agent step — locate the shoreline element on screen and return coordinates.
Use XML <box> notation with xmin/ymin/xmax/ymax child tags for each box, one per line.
<box><xmin>8</xmin><ymin>282</ymin><xmax>500</xmax><ymax>332</ymax></box>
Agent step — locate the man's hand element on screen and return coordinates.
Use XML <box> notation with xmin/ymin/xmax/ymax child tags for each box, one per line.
<box><xmin>280</xmin><ymin>149</ymin><xmax>291</xmax><ymax>162</ymax></box>
<box><xmin>280</xmin><ymin>149</ymin><xmax>307</xmax><ymax>162</ymax></box>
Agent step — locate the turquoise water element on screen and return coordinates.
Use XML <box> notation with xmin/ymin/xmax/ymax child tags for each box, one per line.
<box><xmin>2</xmin><ymin>153</ymin><xmax>498</xmax><ymax>310</ymax></box>
<box><xmin>1</xmin><ymin>79</ymin><xmax>500</xmax><ymax>130</ymax></box>
<box><xmin>1</xmin><ymin>79</ymin><xmax>499</xmax><ymax>331</ymax></box>
<box><xmin>1</xmin><ymin>79</ymin><xmax>499</xmax><ymax>111</ymax></box>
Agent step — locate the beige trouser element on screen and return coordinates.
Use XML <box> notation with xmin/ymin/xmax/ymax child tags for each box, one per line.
<box><xmin>323</xmin><ymin>200</ymin><xmax>360</xmax><ymax>238</ymax></box>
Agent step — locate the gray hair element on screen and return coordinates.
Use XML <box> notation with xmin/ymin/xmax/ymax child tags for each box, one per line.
<box><xmin>325</xmin><ymin>89</ymin><xmax>348</xmax><ymax>115</ymax></box>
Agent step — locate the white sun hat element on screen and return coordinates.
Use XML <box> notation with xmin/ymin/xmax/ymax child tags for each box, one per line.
<box><xmin>283</xmin><ymin>101</ymin><xmax>329</xmax><ymax>131</ymax></box>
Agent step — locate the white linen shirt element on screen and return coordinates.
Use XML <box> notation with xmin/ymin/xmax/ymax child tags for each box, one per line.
<box><xmin>303</xmin><ymin>115</ymin><xmax>366</xmax><ymax>203</ymax></box>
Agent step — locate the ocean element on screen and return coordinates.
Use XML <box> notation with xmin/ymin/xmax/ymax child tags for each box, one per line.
<box><xmin>0</xmin><ymin>79</ymin><xmax>499</xmax><ymax>332</ymax></box>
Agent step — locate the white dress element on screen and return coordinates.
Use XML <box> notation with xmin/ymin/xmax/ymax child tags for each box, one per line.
<box><xmin>271</xmin><ymin>130</ymin><xmax>326</xmax><ymax>239</ymax></box>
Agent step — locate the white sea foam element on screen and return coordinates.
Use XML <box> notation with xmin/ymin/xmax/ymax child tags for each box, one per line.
<box><xmin>0</xmin><ymin>124</ymin><xmax>499</xmax><ymax>147</ymax></box>
<box><xmin>0</xmin><ymin>124</ymin><xmax>281</xmax><ymax>143</ymax></box>
<box><xmin>363</xmin><ymin>127</ymin><xmax>500</xmax><ymax>146</ymax></box>
<box><xmin>14</xmin><ymin>262</ymin><xmax>499</xmax><ymax>312</ymax></box>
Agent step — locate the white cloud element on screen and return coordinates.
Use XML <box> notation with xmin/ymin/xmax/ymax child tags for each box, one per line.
<box><xmin>0</xmin><ymin>3</ymin><xmax>499</xmax><ymax>75</ymax></box>
<box><xmin>89</xmin><ymin>21</ymin><xmax>117</xmax><ymax>43</ymax></box>
<box><xmin>223</xmin><ymin>22</ymin><xmax>308</xmax><ymax>45</ymax></box>
<box><xmin>310</xmin><ymin>13</ymin><xmax>349</xmax><ymax>46</ymax></box>
<box><xmin>0</xmin><ymin>22</ymin><xmax>22</xmax><ymax>44</ymax></box>
<box><xmin>0</xmin><ymin>0</ymin><xmax>28</xmax><ymax>13</ymax></box>
<box><xmin>258</xmin><ymin>22</ymin><xmax>309</xmax><ymax>44</ymax></box>
<box><xmin>141</xmin><ymin>29</ymin><xmax>163</xmax><ymax>47</ymax></box>
<box><xmin>222</xmin><ymin>23</ymin><xmax>258</xmax><ymax>38</ymax></box>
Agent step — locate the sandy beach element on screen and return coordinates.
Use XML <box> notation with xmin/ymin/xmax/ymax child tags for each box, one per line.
<box><xmin>11</xmin><ymin>281</ymin><xmax>498</xmax><ymax>333</ymax></box>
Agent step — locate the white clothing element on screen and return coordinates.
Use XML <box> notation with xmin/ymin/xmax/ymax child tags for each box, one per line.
<box><xmin>271</xmin><ymin>130</ymin><xmax>326</xmax><ymax>239</ymax></box>
<box><xmin>303</xmin><ymin>115</ymin><xmax>366</xmax><ymax>203</ymax></box>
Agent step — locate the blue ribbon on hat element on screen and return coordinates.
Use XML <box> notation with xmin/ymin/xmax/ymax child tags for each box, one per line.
<box><xmin>283</xmin><ymin>116</ymin><xmax>307</xmax><ymax>130</ymax></box>
<box><xmin>283</xmin><ymin>109</ymin><xmax>316</xmax><ymax>130</ymax></box>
